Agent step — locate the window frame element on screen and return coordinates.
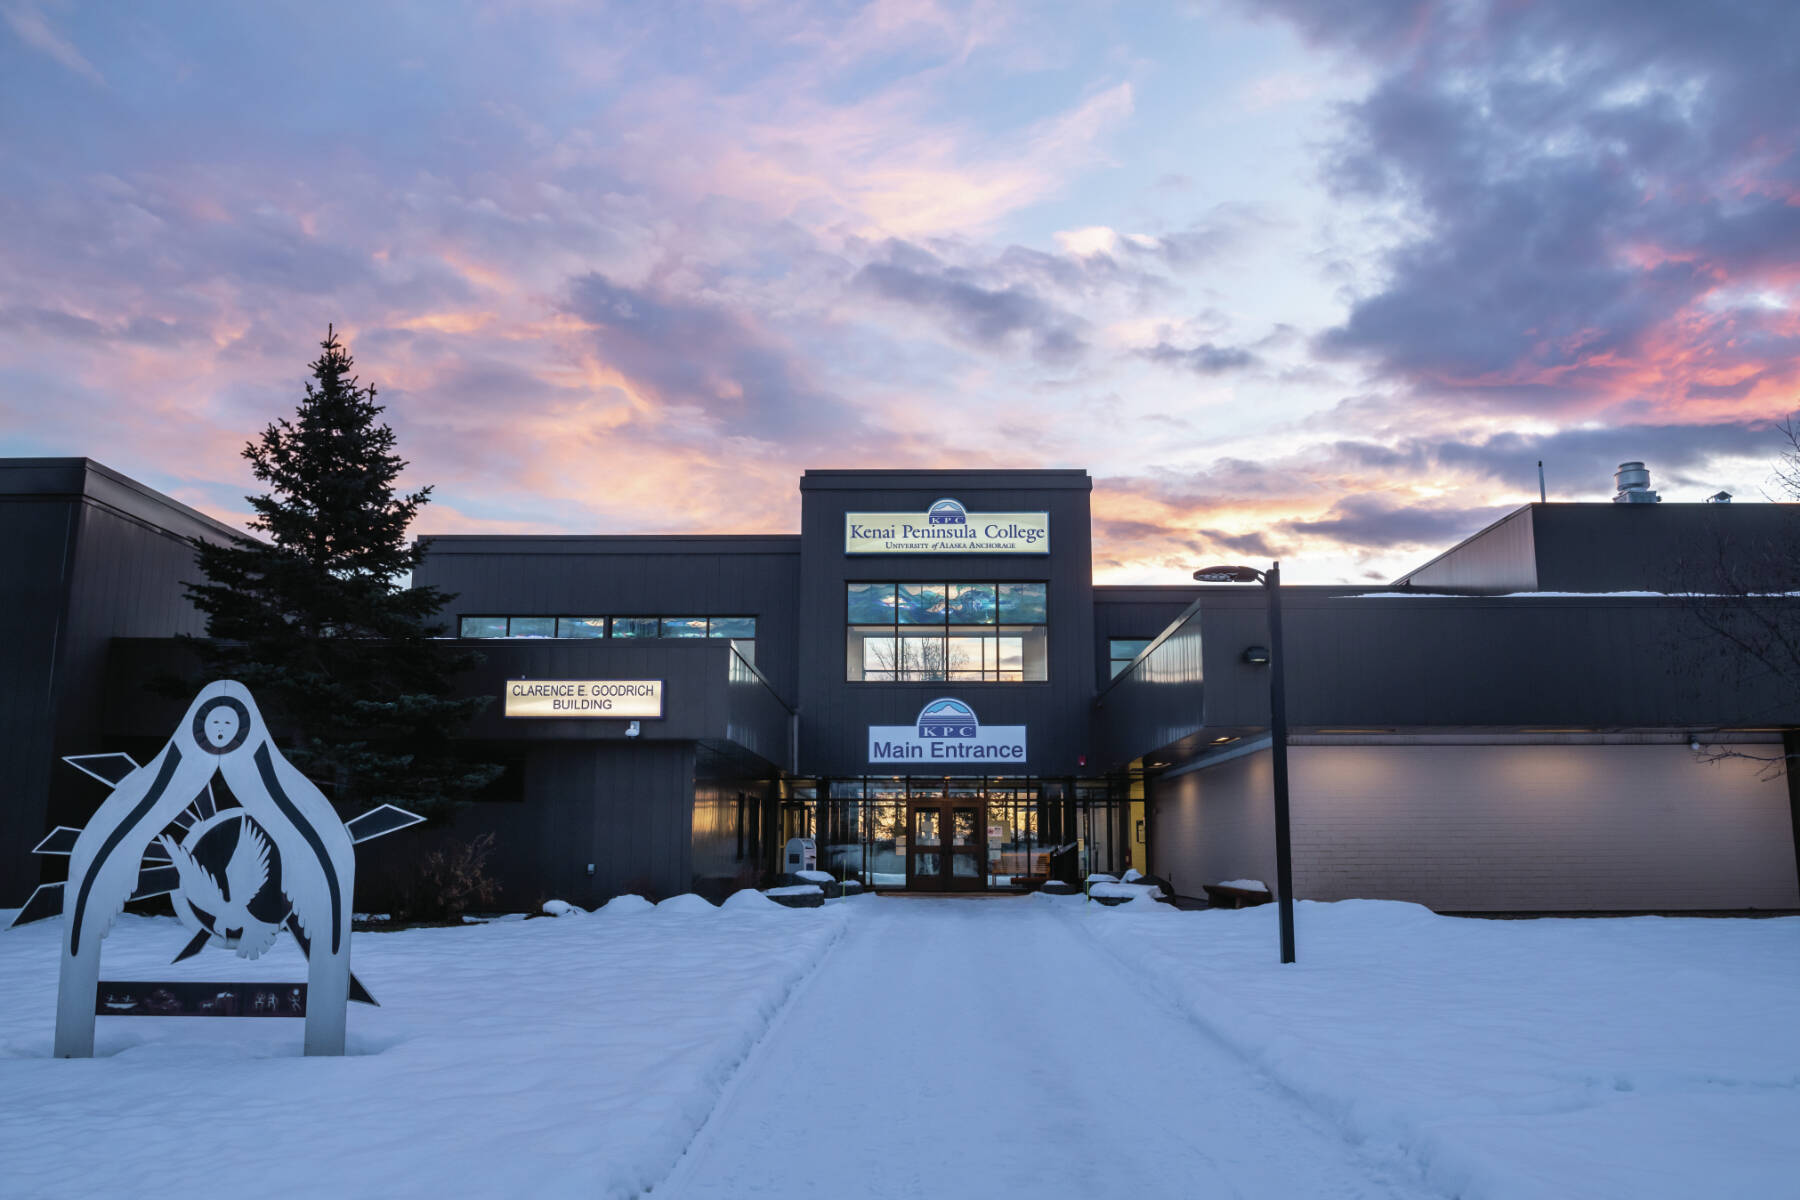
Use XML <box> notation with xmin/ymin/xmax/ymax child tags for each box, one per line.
<box><xmin>843</xmin><ymin>582</ymin><xmax>1049</xmax><ymax>685</ymax></box>
<box><xmin>456</xmin><ymin>614</ymin><xmax>757</xmax><ymax>643</ymax></box>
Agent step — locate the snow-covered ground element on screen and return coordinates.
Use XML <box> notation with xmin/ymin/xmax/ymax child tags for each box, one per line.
<box><xmin>4</xmin><ymin>894</ymin><xmax>1796</xmax><ymax>1199</ymax></box>
<box><xmin>0</xmin><ymin>894</ymin><xmax>846</xmax><ymax>1200</ymax></box>
<box><xmin>1073</xmin><ymin>896</ymin><xmax>1800</xmax><ymax>1200</ymax></box>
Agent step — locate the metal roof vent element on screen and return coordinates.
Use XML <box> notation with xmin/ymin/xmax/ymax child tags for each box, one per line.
<box><xmin>1612</xmin><ymin>461</ymin><xmax>1660</xmax><ymax>504</ymax></box>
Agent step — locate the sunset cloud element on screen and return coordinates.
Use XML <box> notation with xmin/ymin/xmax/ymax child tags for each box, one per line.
<box><xmin>1</xmin><ymin>1</ymin><xmax>1795</xmax><ymax>585</ymax></box>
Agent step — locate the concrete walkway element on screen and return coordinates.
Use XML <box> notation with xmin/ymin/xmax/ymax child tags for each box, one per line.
<box><xmin>656</xmin><ymin>896</ymin><xmax>1434</xmax><ymax>1199</ymax></box>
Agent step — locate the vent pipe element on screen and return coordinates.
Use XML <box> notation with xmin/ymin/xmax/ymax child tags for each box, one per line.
<box><xmin>1612</xmin><ymin>461</ymin><xmax>1660</xmax><ymax>504</ymax></box>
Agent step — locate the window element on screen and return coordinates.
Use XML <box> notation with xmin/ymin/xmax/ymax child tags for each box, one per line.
<box><xmin>1109</xmin><ymin>638</ymin><xmax>1152</xmax><ymax>678</ymax></box>
<box><xmin>458</xmin><ymin>615</ymin><xmax>756</xmax><ymax>662</ymax></box>
<box><xmin>846</xmin><ymin>583</ymin><xmax>1047</xmax><ymax>682</ymax></box>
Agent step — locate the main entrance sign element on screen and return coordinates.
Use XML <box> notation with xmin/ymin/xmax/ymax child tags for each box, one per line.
<box><xmin>845</xmin><ymin>497</ymin><xmax>1048</xmax><ymax>555</ymax></box>
<box><xmin>504</xmin><ymin>679</ymin><xmax>663</xmax><ymax>718</ymax></box>
<box><xmin>869</xmin><ymin>698</ymin><xmax>1027</xmax><ymax>764</ymax></box>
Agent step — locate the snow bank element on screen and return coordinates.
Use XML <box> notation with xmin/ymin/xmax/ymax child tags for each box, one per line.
<box><xmin>594</xmin><ymin>893</ymin><xmax>654</xmax><ymax>916</ymax></box>
<box><xmin>653</xmin><ymin>892</ymin><xmax>717</xmax><ymax>913</ymax></box>
<box><xmin>540</xmin><ymin>899</ymin><xmax>583</xmax><ymax>917</ymax></box>
<box><xmin>1088</xmin><ymin>881</ymin><xmax>1165</xmax><ymax>901</ymax></box>
<box><xmin>721</xmin><ymin>888</ymin><xmax>778</xmax><ymax>910</ymax></box>
<box><xmin>765</xmin><ymin>884</ymin><xmax>824</xmax><ymax>897</ymax></box>
<box><xmin>1075</xmin><ymin>899</ymin><xmax>1800</xmax><ymax>1199</ymax></box>
<box><xmin>0</xmin><ymin>902</ymin><xmax>847</xmax><ymax>1199</ymax></box>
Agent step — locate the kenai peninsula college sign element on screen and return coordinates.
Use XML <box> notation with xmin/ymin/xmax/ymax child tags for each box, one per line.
<box><xmin>845</xmin><ymin>498</ymin><xmax>1049</xmax><ymax>555</ymax></box>
<box><xmin>869</xmin><ymin>699</ymin><xmax>1027</xmax><ymax>764</ymax></box>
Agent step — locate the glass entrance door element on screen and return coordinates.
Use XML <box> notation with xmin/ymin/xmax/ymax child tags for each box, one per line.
<box><xmin>905</xmin><ymin>801</ymin><xmax>985</xmax><ymax>891</ymax></box>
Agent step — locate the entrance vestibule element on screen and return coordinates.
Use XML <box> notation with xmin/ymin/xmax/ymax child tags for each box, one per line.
<box><xmin>780</xmin><ymin>776</ymin><xmax>1124</xmax><ymax>892</ymax></box>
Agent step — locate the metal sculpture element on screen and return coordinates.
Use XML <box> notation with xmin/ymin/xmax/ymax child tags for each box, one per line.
<box><xmin>16</xmin><ymin>680</ymin><xmax>422</xmax><ymax>1058</ymax></box>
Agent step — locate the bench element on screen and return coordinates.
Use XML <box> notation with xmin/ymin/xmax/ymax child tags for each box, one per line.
<box><xmin>1202</xmin><ymin>884</ymin><xmax>1273</xmax><ymax>910</ymax></box>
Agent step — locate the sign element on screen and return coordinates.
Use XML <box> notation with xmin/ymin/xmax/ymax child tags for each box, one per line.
<box><xmin>869</xmin><ymin>698</ymin><xmax>1027</xmax><ymax>764</ymax></box>
<box><xmin>98</xmin><ymin>981</ymin><xmax>307</xmax><ymax>1018</ymax></box>
<box><xmin>504</xmin><ymin>679</ymin><xmax>663</xmax><ymax>719</ymax></box>
<box><xmin>845</xmin><ymin>497</ymin><xmax>1048</xmax><ymax>555</ymax></box>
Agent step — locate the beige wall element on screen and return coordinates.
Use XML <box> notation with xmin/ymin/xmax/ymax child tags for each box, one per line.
<box><xmin>1151</xmin><ymin>743</ymin><xmax>1799</xmax><ymax>911</ymax></box>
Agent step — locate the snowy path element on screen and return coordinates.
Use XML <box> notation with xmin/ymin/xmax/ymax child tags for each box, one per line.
<box><xmin>658</xmin><ymin>896</ymin><xmax>1433</xmax><ymax>1199</ymax></box>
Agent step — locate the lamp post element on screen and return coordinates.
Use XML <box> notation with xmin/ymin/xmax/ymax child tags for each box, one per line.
<box><xmin>1193</xmin><ymin>561</ymin><xmax>1296</xmax><ymax>964</ymax></box>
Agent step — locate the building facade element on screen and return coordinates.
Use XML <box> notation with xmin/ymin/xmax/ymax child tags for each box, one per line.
<box><xmin>5</xmin><ymin>458</ymin><xmax>1798</xmax><ymax>913</ymax></box>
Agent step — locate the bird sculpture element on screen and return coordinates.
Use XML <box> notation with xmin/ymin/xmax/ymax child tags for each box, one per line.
<box><xmin>159</xmin><ymin>816</ymin><xmax>284</xmax><ymax>960</ymax></box>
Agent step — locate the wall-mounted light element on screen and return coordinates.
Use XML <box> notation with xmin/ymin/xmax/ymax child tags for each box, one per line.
<box><xmin>1242</xmin><ymin>645</ymin><xmax>1271</xmax><ymax>665</ymax></box>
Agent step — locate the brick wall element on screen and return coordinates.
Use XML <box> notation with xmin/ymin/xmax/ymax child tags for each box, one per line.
<box><xmin>1151</xmin><ymin>743</ymin><xmax>1799</xmax><ymax>911</ymax></box>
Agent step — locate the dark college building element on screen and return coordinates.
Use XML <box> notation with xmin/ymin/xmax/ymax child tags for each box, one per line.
<box><xmin>6</xmin><ymin>458</ymin><xmax>1800</xmax><ymax>914</ymax></box>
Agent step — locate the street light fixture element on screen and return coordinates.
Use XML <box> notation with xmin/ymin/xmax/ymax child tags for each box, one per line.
<box><xmin>1193</xmin><ymin>560</ymin><xmax>1296</xmax><ymax>964</ymax></box>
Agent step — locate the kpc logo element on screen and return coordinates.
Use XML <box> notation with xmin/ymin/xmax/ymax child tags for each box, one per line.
<box><xmin>926</xmin><ymin>498</ymin><xmax>968</xmax><ymax>526</ymax></box>
<box><xmin>916</xmin><ymin>698</ymin><xmax>978</xmax><ymax>738</ymax></box>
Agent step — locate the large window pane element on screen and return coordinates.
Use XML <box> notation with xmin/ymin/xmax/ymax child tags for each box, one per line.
<box><xmin>899</xmin><ymin>630</ymin><xmax>945</xmax><ymax>680</ymax></box>
<box><xmin>557</xmin><ymin>617</ymin><xmax>607</xmax><ymax>639</ymax></box>
<box><xmin>1004</xmin><ymin>625</ymin><xmax>1046</xmax><ymax>681</ymax></box>
<box><xmin>709</xmin><ymin>616</ymin><xmax>756</xmax><ymax>639</ymax></box>
<box><xmin>947</xmin><ymin>583</ymin><xmax>996</xmax><ymax>624</ymax></box>
<box><xmin>509</xmin><ymin>617</ymin><xmax>555</xmax><ymax>639</ymax></box>
<box><xmin>460</xmin><ymin>616</ymin><xmax>506</xmax><ymax>639</ymax></box>
<box><xmin>851</xmin><ymin>629</ymin><xmax>898</xmax><ymax>681</ymax></box>
<box><xmin>997</xmin><ymin>582</ymin><xmax>1047</xmax><ymax>623</ymax></box>
<box><xmin>847</xmin><ymin>583</ymin><xmax>896</xmax><ymax>624</ymax></box>
<box><xmin>947</xmin><ymin>636</ymin><xmax>984</xmax><ymax>680</ymax></box>
<box><xmin>896</xmin><ymin>583</ymin><xmax>946</xmax><ymax>624</ymax></box>
<box><xmin>611</xmin><ymin>617</ymin><xmax>659</xmax><ymax>639</ymax></box>
<box><xmin>661</xmin><ymin>617</ymin><xmax>708</xmax><ymax>638</ymax></box>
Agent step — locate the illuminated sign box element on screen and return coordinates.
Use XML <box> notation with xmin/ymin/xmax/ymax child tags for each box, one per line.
<box><xmin>504</xmin><ymin>680</ymin><xmax>664</xmax><ymax>719</ymax></box>
<box><xmin>845</xmin><ymin>496</ymin><xmax>1049</xmax><ymax>555</ymax></box>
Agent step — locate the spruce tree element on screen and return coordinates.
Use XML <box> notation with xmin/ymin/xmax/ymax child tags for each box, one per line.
<box><xmin>184</xmin><ymin>327</ymin><xmax>499</xmax><ymax>817</ymax></box>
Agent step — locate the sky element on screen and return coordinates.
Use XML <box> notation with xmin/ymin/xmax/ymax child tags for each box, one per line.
<box><xmin>2</xmin><ymin>0</ymin><xmax>1796</xmax><ymax>583</ymax></box>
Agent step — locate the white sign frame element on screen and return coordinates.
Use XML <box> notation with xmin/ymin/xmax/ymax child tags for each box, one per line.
<box><xmin>845</xmin><ymin>497</ymin><xmax>1049</xmax><ymax>555</ymax></box>
<box><xmin>869</xmin><ymin>697</ymin><xmax>1027</xmax><ymax>765</ymax></box>
<box><xmin>503</xmin><ymin>679</ymin><xmax>664</xmax><ymax>719</ymax></box>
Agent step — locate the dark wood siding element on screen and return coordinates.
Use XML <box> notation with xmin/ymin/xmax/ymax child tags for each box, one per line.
<box><xmin>413</xmin><ymin>535</ymin><xmax>802</xmax><ymax>703</ymax></box>
<box><xmin>0</xmin><ymin>459</ymin><xmax>236</xmax><ymax>906</ymax></box>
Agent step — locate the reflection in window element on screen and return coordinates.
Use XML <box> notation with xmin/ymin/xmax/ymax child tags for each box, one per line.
<box><xmin>947</xmin><ymin>583</ymin><xmax>996</xmax><ymax>624</ymax></box>
<box><xmin>1109</xmin><ymin>638</ymin><xmax>1152</xmax><ymax>679</ymax></box>
<box><xmin>897</xmin><ymin>583</ymin><xmax>946</xmax><ymax>624</ymax></box>
<box><xmin>847</xmin><ymin>583</ymin><xmax>896</xmax><ymax>624</ymax></box>
<box><xmin>457</xmin><ymin>615</ymin><xmax>757</xmax><ymax>655</ymax></box>
<box><xmin>844</xmin><ymin>582</ymin><xmax>1047</xmax><ymax>682</ymax></box>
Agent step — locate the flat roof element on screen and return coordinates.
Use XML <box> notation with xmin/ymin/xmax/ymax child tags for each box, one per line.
<box><xmin>0</xmin><ymin>456</ymin><xmax>242</xmax><ymax>544</ymax></box>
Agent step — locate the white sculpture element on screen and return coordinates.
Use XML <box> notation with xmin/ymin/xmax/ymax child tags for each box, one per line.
<box><xmin>55</xmin><ymin>681</ymin><xmax>357</xmax><ymax>1057</ymax></box>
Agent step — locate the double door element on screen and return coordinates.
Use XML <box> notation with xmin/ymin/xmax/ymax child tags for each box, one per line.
<box><xmin>905</xmin><ymin>800</ymin><xmax>985</xmax><ymax>891</ymax></box>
